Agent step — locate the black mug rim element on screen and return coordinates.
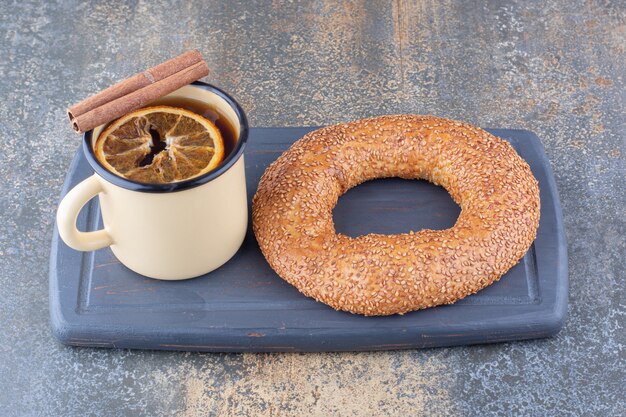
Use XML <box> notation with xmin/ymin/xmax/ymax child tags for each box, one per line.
<box><xmin>82</xmin><ymin>81</ymin><xmax>249</xmax><ymax>193</ymax></box>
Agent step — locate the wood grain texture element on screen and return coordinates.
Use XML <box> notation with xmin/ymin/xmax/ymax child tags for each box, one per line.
<box><xmin>50</xmin><ymin>127</ymin><xmax>565</xmax><ymax>352</ymax></box>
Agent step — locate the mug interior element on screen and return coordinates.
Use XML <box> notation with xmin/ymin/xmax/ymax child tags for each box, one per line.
<box><xmin>84</xmin><ymin>82</ymin><xmax>248</xmax><ymax>193</ymax></box>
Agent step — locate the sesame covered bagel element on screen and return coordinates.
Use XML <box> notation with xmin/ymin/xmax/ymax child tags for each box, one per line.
<box><xmin>252</xmin><ymin>115</ymin><xmax>540</xmax><ymax>316</ymax></box>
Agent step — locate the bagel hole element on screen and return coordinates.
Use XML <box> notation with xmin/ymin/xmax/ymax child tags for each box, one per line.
<box><xmin>333</xmin><ymin>178</ymin><xmax>461</xmax><ymax>237</ymax></box>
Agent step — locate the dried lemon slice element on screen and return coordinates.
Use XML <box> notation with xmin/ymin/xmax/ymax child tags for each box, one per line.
<box><xmin>95</xmin><ymin>106</ymin><xmax>224</xmax><ymax>184</ymax></box>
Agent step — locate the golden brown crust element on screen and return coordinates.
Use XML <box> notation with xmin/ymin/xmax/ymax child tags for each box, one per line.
<box><xmin>252</xmin><ymin>115</ymin><xmax>540</xmax><ymax>316</ymax></box>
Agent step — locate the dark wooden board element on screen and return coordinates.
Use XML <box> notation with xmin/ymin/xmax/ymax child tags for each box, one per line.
<box><xmin>49</xmin><ymin>127</ymin><xmax>567</xmax><ymax>352</ymax></box>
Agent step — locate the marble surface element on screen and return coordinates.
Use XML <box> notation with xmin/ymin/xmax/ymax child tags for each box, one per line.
<box><xmin>0</xmin><ymin>1</ymin><xmax>623</xmax><ymax>416</ymax></box>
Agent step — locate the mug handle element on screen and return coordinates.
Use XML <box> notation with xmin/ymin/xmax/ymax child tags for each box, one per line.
<box><xmin>57</xmin><ymin>175</ymin><xmax>113</xmax><ymax>251</ymax></box>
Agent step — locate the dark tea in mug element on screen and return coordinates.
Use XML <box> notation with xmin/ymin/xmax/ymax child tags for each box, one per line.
<box><xmin>93</xmin><ymin>98</ymin><xmax>238</xmax><ymax>184</ymax></box>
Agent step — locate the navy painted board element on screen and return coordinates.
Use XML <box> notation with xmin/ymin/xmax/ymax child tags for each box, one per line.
<box><xmin>49</xmin><ymin>127</ymin><xmax>568</xmax><ymax>352</ymax></box>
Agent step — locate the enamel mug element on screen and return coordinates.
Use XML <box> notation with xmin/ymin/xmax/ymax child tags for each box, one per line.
<box><xmin>56</xmin><ymin>82</ymin><xmax>249</xmax><ymax>280</ymax></box>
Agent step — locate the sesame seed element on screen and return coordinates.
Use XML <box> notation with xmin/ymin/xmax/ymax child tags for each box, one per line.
<box><xmin>252</xmin><ymin>115</ymin><xmax>540</xmax><ymax>316</ymax></box>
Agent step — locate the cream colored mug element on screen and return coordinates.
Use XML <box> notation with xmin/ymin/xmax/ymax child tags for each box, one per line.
<box><xmin>56</xmin><ymin>82</ymin><xmax>249</xmax><ymax>280</ymax></box>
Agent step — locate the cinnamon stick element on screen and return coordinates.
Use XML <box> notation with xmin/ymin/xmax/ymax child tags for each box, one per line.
<box><xmin>68</xmin><ymin>50</ymin><xmax>209</xmax><ymax>133</ymax></box>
